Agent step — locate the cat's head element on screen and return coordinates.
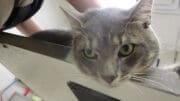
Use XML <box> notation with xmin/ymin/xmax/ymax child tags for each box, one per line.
<box><xmin>64</xmin><ymin>0</ymin><xmax>159</xmax><ymax>85</ymax></box>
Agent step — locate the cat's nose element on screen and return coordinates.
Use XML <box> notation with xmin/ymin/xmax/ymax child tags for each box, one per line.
<box><xmin>102</xmin><ymin>75</ymin><xmax>117</xmax><ymax>84</ymax></box>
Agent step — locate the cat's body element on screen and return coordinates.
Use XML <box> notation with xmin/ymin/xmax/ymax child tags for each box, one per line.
<box><xmin>31</xmin><ymin>0</ymin><xmax>180</xmax><ymax>87</ymax></box>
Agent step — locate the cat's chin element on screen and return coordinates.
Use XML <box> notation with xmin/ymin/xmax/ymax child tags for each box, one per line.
<box><xmin>102</xmin><ymin>80</ymin><xmax>128</xmax><ymax>88</ymax></box>
<box><xmin>96</xmin><ymin>76</ymin><xmax>129</xmax><ymax>88</ymax></box>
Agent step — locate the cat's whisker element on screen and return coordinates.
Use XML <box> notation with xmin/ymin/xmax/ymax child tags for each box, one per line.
<box><xmin>131</xmin><ymin>75</ymin><xmax>173</xmax><ymax>92</ymax></box>
<box><xmin>130</xmin><ymin>76</ymin><xmax>144</xmax><ymax>82</ymax></box>
<box><xmin>131</xmin><ymin>72</ymin><xmax>150</xmax><ymax>77</ymax></box>
<box><xmin>127</xmin><ymin>81</ymin><xmax>144</xmax><ymax>96</ymax></box>
<box><xmin>140</xmin><ymin>75</ymin><xmax>163</xmax><ymax>80</ymax></box>
<box><xmin>81</xmin><ymin>34</ymin><xmax>88</xmax><ymax>39</ymax></box>
<box><xmin>133</xmin><ymin>72</ymin><xmax>146</xmax><ymax>75</ymax></box>
<box><xmin>133</xmin><ymin>72</ymin><xmax>162</xmax><ymax>79</ymax></box>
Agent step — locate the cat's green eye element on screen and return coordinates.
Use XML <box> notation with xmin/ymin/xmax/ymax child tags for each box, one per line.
<box><xmin>118</xmin><ymin>44</ymin><xmax>135</xmax><ymax>57</ymax></box>
<box><xmin>83</xmin><ymin>49</ymin><xmax>97</xmax><ymax>59</ymax></box>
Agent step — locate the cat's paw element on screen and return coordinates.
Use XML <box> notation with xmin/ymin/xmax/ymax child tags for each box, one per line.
<box><xmin>174</xmin><ymin>64</ymin><xmax>180</xmax><ymax>76</ymax></box>
<box><xmin>163</xmin><ymin>63</ymin><xmax>180</xmax><ymax>77</ymax></box>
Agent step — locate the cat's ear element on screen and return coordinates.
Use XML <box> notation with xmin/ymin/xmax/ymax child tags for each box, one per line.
<box><xmin>60</xmin><ymin>7</ymin><xmax>84</xmax><ymax>29</ymax></box>
<box><xmin>130</xmin><ymin>0</ymin><xmax>153</xmax><ymax>28</ymax></box>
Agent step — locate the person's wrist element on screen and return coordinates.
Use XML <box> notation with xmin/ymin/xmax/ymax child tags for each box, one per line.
<box><xmin>67</xmin><ymin>0</ymin><xmax>100</xmax><ymax>12</ymax></box>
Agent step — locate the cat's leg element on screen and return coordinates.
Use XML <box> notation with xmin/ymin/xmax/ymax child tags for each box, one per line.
<box><xmin>30</xmin><ymin>30</ymin><xmax>73</xmax><ymax>46</ymax></box>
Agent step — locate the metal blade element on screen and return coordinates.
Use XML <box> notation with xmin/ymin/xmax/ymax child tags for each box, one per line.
<box><xmin>0</xmin><ymin>31</ymin><xmax>73</xmax><ymax>63</ymax></box>
<box><xmin>67</xmin><ymin>81</ymin><xmax>121</xmax><ymax>101</ymax></box>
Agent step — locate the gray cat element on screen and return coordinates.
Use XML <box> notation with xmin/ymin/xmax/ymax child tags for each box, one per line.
<box><xmin>71</xmin><ymin>0</ymin><xmax>160</xmax><ymax>85</ymax></box>
<box><xmin>31</xmin><ymin>0</ymin><xmax>180</xmax><ymax>93</ymax></box>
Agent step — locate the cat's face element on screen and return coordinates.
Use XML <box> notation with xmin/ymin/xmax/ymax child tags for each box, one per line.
<box><xmin>66</xmin><ymin>0</ymin><xmax>159</xmax><ymax>85</ymax></box>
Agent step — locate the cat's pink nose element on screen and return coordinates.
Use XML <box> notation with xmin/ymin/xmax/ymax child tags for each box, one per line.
<box><xmin>102</xmin><ymin>75</ymin><xmax>117</xmax><ymax>84</ymax></box>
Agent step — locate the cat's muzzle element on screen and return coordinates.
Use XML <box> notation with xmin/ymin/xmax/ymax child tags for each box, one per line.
<box><xmin>101</xmin><ymin>75</ymin><xmax>118</xmax><ymax>84</ymax></box>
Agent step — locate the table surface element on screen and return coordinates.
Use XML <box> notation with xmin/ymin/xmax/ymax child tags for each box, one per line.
<box><xmin>0</xmin><ymin>44</ymin><xmax>180</xmax><ymax>101</ymax></box>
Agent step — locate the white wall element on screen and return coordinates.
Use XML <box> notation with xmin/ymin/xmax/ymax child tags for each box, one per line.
<box><xmin>151</xmin><ymin>0</ymin><xmax>180</xmax><ymax>67</ymax></box>
<box><xmin>152</xmin><ymin>13</ymin><xmax>180</xmax><ymax>66</ymax></box>
<box><xmin>32</xmin><ymin>0</ymin><xmax>72</xmax><ymax>30</ymax></box>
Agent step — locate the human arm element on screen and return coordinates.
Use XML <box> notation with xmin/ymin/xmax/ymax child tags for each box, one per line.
<box><xmin>16</xmin><ymin>18</ymin><xmax>42</xmax><ymax>36</ymax></box>
<box><xmin>68</xmin><ymin>0</ymin><xmax>100</xmax><ymax>12</ymax></box>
